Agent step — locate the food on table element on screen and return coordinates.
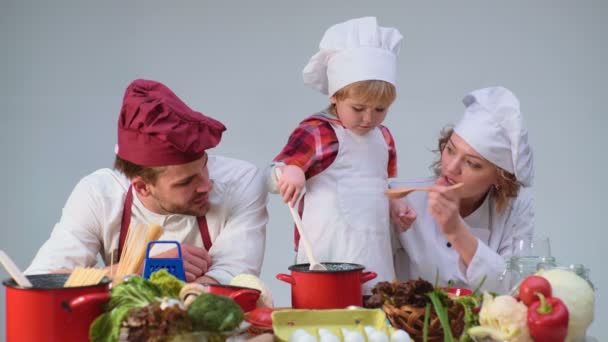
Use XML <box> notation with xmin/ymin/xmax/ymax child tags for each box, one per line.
<box><xmin>90</xmin><ymin>275</ymin><xmax>164</xmax><ymax>341</ymax></box>
<box><xmin>527</xmin><ymin>292</ymin><xmax>568</xmax><ymax>342</ymax></box>
<box><xmin>64</xmin><ymin>266</ymin><xmax>107</xmax><ymax>287</ymax></box>
<box><xmin>517</xmin><ymin>275</ymin><xmax>552</xmax><ymax>306</ymax></box>
<box><xmin>114</xmin><ymin>224</ymin><xmax>164</xmax><ymax>286</ymax></box>
<box><xmin>390</xmin><ymin>329</ymin><xmax>411</xmax><ymax>342</ymax></box>
<box><xmin>318</xmin><ymin>328</ymin><xmax>340</xmax><ymax>342</ymax></box>
<box><xmin>118</xmin><ymin>300</ymin><xmax>192</xmax><ymax>342</ymax></box>
<box><xmin>187</xmin><ymin>292</ymin><xmax>245</xmax><ymax>332</ymax></box>
<box><xmin>537</xmin><ymin>268</ymin><xmax>595</xmax><ymax>342</ymax></box>
<box><xmin>367</xmin><ymin>279</ymin><xmax>466</xmax><ymax>341</ymax></box>
<box><xmin>230</xmin><ymin>273</ymin><xmax>274</xmax><ymax>308</ymax></box>
<box><xmin>149</xmin><ymin>268</ymin><xmax>185</xmax><ymax>298</ymax></box>
<box><xmin>179</xmin><ymin>283</ymin><xmax>208</xmax><ymax>308</ymax></box>
<box><xmin>468</xmin><ymin>292</ymin><xmax>532</xmax><ymax>342</ymax></box>
<box><xmin>246</xmin><ymin>306</ymin><xmax>275</xmax><ymax>335</ymax></box>
<box><xmin>289</xmin><ymin>329</ymin><xmax>317</xmax><ymax>342</ymax></box>
<box><xmin>341</xmin><ymin>328</ymin><xmax>365</xmax><ymax>342</ymax></box>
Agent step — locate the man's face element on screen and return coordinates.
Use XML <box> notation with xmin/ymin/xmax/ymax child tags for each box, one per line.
<box><xmin>148</xmin><ymin>154</ymin><xmax>213</xmax><ymax>216</ymax></box>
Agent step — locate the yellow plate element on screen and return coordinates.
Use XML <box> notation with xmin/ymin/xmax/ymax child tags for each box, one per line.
<box><xmin>272</xmin><ymin>308</ymin><xmax>392</xmax><ymax>341</ymax></box>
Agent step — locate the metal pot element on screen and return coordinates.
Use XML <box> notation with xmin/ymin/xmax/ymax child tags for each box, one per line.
<box><xmin>199</xmin><ymin>283</ymin><xmax>261</xmax><ymax>312</ymax></box>
<box><xmin>276</xmin><ymin>262</ymin><xmax>377</xmax><ymax>309</ymax></box>
<box><xmin>3</xmin><ymin>273</ymin><xmax>110</xmax><ymax>342</ymax></box>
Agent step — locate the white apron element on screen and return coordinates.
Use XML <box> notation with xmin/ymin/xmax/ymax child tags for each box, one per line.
<box><xmin>297</xmin><ymin>121</ymin><xmax>394</xmax><ymax>294</ymax></box>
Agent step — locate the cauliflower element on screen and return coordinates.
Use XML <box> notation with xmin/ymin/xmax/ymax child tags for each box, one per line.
<box><xmin>230</xmin><ymin>273</ymin><xmax>274</xmax><ymax>308</ymax></box>
<box><xmin>538</xmin><ymin>268</ymin><xmax>595</xmax><ymax>342</ymax></box>
<box><xmin>187</xmin><ymin>292</ymin><xmax>244</xmax><ymax>332</ymax></box>
<box><xmin>468</xmin><ymin>292</ymin><xmax>533</xmax><ymax>342</ymax></box>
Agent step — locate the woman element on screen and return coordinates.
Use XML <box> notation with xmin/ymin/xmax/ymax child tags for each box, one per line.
<box><xmin>391</xmin><ymin>86</ymin><xmax>534</xmax><ymax>292</ymax></box>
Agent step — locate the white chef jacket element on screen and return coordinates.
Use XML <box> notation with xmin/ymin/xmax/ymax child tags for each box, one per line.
<box><xmin>26</xmin><ymin>155</ymin><xmax>268</xmax><ymax>284</ymax></box>
<box><xmin>391</xmin><ymin>177</ymin><xmax>534</xmax><ymax>293</ymax></box>
<box><xmin>269</xmin><ymin>114</ymin><xmax>395</xmax><ymax>295</ymax></box>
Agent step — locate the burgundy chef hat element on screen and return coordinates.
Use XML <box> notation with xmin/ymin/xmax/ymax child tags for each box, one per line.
<box><xmin>116</xmin><ymin>79</ymin><xmax>226</xmax><ymax>166</ymax></box>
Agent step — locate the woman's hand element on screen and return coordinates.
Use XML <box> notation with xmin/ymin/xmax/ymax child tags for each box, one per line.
<box><xmin>428</xmin><ymin>185</ymin><xmax>479</xmax><ymax>265</ymax></box>
<box><xmin>427</xmin><ymin>185</ymin><xmax>463</xmax><ymax>235</ymax></box>
<box><xmin>390</xmin><ymin>198</ymin><xmax>417</xmax><ymax>232</ymax></box>
<box><xmin>153</xmin><ymin>244</ymin><xmax>213</xmax><ymax>282</ymax></box>
<box><xmin>276</xmin><ymin>165</ymin><xmax>306</xmax><ymax>207</ymax></box>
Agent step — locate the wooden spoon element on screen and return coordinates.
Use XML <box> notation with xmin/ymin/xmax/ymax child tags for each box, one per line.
<box><xmin>0</xmin><ymin>249</ymin><xmax>33</xmax><ymax>288</ymax></box>
<box><xmin>385</xmin><ymin>182</ymin><xmax>464</xmax><ymax>199</ymax></box>
<box><xmin>274</xmin><ymin>168</ymin><xmax>327</xmax><ymax>271</ymax></box>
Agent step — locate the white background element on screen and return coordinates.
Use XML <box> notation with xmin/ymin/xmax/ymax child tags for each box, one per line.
<box><xmin>1</xmin><ymin>0</ymin><xmax>605</xmax><ymax>339</ymax></box>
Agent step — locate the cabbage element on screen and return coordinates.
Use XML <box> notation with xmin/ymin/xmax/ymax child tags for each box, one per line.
<box><xmin>537</xmin><ymin>269</ymin><xmax>595</xmax><ymax>342</ymax></box>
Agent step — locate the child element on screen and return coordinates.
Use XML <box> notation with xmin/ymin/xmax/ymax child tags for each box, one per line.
<box><xmin>269</xmin><ymin>17</ymin><xmax>411</xmax><ymax>294</ymax></box>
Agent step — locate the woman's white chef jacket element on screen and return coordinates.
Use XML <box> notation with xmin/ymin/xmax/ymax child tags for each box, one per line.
<box><xmin>391</xmin><ymin>177</ymin><xmax>534</xmax><ymax>292</ymax></box>
<box><xmin>26</xmin><ymin>155</ymin><xmax>268</xmax><ymax>285</ymax></box>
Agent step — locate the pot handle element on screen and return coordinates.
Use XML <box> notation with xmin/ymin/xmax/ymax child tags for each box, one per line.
<box><xmin>276</xmin><ymin>274</ymin><xmax>295</xmax><ymax>285</ymax></box>
<box><xmin>360</xmin><ymin>271</ymin><xmax>377</xmax><ymax>284</ymax></box>
<box><xmin>64</xmin><ymin>292</ymin><xmax>111</xmax><ymax>312</ymax></box>
<box><xmin>231</xmin><ymin>289</ymin><xmax>261</xmax><ymax>303</ymax></box>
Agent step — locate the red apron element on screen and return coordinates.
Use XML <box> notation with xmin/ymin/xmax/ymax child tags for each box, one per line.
<box><xmin>117</xmin><ymin>185</ymin><xmax>212</xmax><ymax>259</ymax></box>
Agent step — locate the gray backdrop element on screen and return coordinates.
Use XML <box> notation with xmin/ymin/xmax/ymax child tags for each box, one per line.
<box><xmin>1</xmin><ymin>0</ymin><xmax>606</xmax><ymax>339</ymax></box>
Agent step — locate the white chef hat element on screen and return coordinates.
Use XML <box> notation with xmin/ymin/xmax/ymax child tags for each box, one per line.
<box><xmin>302</xmin><ymin>17</ymin><xmax>403</xmax><ymax>96</ymax></box>
<box><xmin>454</xmin><ymin>86</ymin><xmax>534</xmax><ymax>187</ymax></box>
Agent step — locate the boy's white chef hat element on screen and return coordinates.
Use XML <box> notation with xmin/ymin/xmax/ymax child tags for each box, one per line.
<box><xmin>454</xmin><ymin>86</ymin><xmax>534</xmax><ymax>187</ymax></box>
<box><xmin>303</xmin><ymin>17</ymin><xmax>403</xmax><ymax>96</ymax></box>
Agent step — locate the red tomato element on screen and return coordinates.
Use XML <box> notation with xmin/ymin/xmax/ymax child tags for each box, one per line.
<box><xmin>519</xmin><ymin>275</ymin><xmax>552</xmax><ymax>306</ymax></box>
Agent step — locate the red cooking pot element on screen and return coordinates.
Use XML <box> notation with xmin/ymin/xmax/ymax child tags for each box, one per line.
<box><xmin>3</xmin><ymin>273</ymin><xmax>111</xmax><ymax>342</ymax></box>
<box><xmin>276</xmin><ymin>262</ymin><xmax>377</xmax><ymax>309</ymax></box>
<box><xmin>199</xmin><ymin>283</ymin><xmax>261</xmax><ymax>312</ymax></box>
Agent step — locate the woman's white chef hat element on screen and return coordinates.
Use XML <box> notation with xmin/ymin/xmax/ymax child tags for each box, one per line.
<box><xmin>454</xmin><ymin>86</ymin><xmax>534</xmax><ymax>187</ymax></box>
<box><xmin>302</xmin><ymin>17</ymin><xmax>403</xmax><ymax>96</ymax></box>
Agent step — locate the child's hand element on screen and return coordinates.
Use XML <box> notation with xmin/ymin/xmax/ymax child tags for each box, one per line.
<box><xmin>276</xmin><ymin>165</ymin><xmax>306</xmax><ymax>207</ymax></box>
<box><xmin>390</xmin><ymin>198</ymin><xmax>416</xmax><ymax>232</ymax></box>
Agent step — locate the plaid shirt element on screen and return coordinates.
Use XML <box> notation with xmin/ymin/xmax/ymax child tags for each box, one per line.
<box><xmin>273</xmin><ymin>112</ymin><xmax>398</xmax><ymax>250</ymax></box>
<box><xmin>273</xmin><ymin>113</ymin><xmax>397</xmax><ymax>178</ymax></box>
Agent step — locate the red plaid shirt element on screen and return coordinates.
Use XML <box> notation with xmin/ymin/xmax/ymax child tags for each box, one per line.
<box><xmin>273</xmin><ymin>112</ymin><xmax>398</xmax><ymax>250</ymax></box>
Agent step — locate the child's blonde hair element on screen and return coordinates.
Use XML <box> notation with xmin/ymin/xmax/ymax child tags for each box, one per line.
<box><xmin>330</xmin><ymin>80</ymin><xmax>396</xmax><ymax>112</ymax></box>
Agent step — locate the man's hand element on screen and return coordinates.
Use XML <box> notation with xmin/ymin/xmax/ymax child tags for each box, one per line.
<box><xmin>153</xmin><ymin>244</ymin><xmax>213</xmax><ymax>282</ymax></box>
<box><xmin>276</xmin><ymin>165</ymin><xmax>306</xmax><ymax>208</ymax></box>
<box><xmin>390</xmin><ymin>198</ymin><xmax>417</xmax><ymax>232</ymax></box>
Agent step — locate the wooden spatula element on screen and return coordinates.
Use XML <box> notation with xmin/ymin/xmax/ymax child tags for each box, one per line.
<box><xmin>385</xmin><ymin>183</ymin><xmax>464</xmax><ymax>199</ymax></box>
<box><xmin>0</xmin><ymin>249</ymin><xmax>32</xmax><ymax>288</ymax></box>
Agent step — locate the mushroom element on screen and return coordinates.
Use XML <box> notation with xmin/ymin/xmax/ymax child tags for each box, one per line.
<box><xmin>178</xmin><ymin>283</ymin><xmax>208</xmax><ymax>308</ymax></box>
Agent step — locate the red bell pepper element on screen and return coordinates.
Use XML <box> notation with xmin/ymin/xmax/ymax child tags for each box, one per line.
<box><xmin>527</xmin><ymin>293</ymin><xmax>569</xmax><ymax>342</ymax></box>
<box><xmin>519</xmin><ymin>275</ymin><xmax>552</xmax><ymax>306</ymax></box>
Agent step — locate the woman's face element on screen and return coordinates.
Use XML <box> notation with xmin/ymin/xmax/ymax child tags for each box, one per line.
<box><xmin>437</xmin><ymin>133</ymin><xmax>498</xmax><ymax>201</ymax></box>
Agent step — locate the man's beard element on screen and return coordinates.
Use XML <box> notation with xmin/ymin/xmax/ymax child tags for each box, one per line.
<box><xmin>152</xmin><ymin>193</ymin><xmax>210</xmax><ymax>217</ymax></box>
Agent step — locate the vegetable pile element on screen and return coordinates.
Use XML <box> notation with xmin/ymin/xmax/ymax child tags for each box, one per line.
<box><xmin>467</xmin><ymin>269</ymin><xmax>595</xmax><ymax>342</ymax></box>
<box><xmin>89</xmin><ymin>271</ymin><xmax>245</xmax><ymax>342</ymax></box>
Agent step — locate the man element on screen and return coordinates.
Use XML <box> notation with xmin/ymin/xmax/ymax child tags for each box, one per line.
<box><xmin>26</xmin><ymin>79</ymin><xmax>268</xmax><ymax>284</ymax></box>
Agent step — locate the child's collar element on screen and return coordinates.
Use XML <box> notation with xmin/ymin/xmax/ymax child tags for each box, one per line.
<box><xmin>317</xmin><ymin>110</ymin><xmax>343</xmax><ymax>126</ymax></box>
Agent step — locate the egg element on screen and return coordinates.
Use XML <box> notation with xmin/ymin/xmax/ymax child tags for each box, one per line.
<box><xmin>390</xmin><ymin>329</ymin><xmax>411</xmax><ymax>342</ymax></box>
<box><xmin>368</xmin><ymin>331</ymin><xmax>389</xmax><ymax>342</ymax></box>
<box><xmin>290</xmin><ymin>329</ymin><xmax>316</xmax><ymax>342</ymax></box>
<box><xmin>318</xmin><ymin>329</ymin><xmax>340</xmax><ymax>342</ymax></box>
<box><xmin>364</xmin><ymin>326</ymin><xmax>377</xmax><ymax>336</ymax></box>
<box><xmin>342</xmin><ymin>329</ymin><xmax>365</xmax><ymax>342</ymax></box>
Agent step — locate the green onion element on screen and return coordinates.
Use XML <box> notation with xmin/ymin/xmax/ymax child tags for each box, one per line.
<box><xmin>423</xmin><ymin>303</ymin><xmax>431</xmax><ymax>342</ymax></box>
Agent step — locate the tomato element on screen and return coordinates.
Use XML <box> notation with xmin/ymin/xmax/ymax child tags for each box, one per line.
<box><xmin>519</xmin><ymin>275</ymin><xmax>552</xmax><ymax>306</ymax></box>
